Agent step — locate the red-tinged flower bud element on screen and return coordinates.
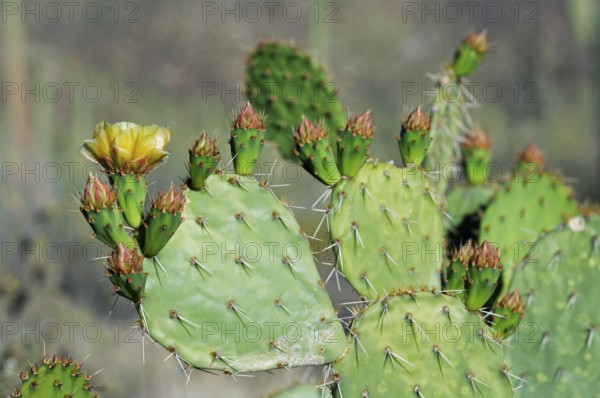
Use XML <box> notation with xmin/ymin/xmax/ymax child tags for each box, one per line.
<box><xmin>346</xmin><ymin>111</ymin><xmax>375</xmax><ymax>139</ymax></box>
<box><xmin>231</xmin><ymin>102</ymin><xmax>266</xmax><ymax>131</ymax></box>
<box><xmin>471</xmin><ymin>240</ymin><xmax>502</xmax><ymax>270</ymax></box>
<box><xmin>518</xmin><ymin>143</ymin><xmax>544</xmax><ymax>169</ymax></box>
<box><xmin>80</xmin><ymin>174</ymin><xmax>118</xmax><ymax>212</ymax></box>
<box><xmin>191</xmin><ymin>131</ymin><xmax>221</xmax><ymax>159</ymax></box>
<box><xmin>107</xmin><ymin>243</ymin><xmax>144</xmax><ymax>275</ymax></box>
<box><xmin>463</xmin><ymin>127</ymin><xmax>492</xmax><ymax>150</ymax></box>
<box><xmin>498</xmin><ymin>290</ymin><xmax>525</xmax><ymax>315</ymax></box>
<box><xmin>464</xmin><ymin>31</ymin><xmax>489</xmax><ymax>55</ymax></box>
<box><xmin>402</xmin><ymin>106</ymin><xmax>431</xmax><ymax>132</ymax></box>
<box><xmin>295</xmin><ymin>116</ymin><xmax>327</xmax><ymax>146</ymax></box>
<box><xmin>151</xmin><ymin>184</ymin><xmax>186</xmax><ymax>215</ymax></box>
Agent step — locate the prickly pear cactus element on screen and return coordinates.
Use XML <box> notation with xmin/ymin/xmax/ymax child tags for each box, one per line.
<box><xmin>328</xmin><ymin>160</ymin><xmax>443</xmax><ymax>298</ymax></box>
<box><xmin>506</xmin><ymin>215</ymin><xmax>600</xmax><ymax>396</ymax></box>
<box><xmin>140</xmin><ymin>172</ymin><xmax>346</xmax><ymax>371</ymax></box>
<box><xmin>331</xmin><ymin>291</ymin><xmax>514</xmax><ymax>397</ymax></box>
<box><xmin>245</xmin><ymin>41</ymin><xmax>345</xmax><ymax>160</ymax></box>
<box><xmin>9</xmin><ymin>354</ymin><xmax>99</xmax><ymax>398</ymax></box>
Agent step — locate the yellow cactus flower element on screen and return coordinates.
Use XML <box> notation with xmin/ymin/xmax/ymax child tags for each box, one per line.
<box><xmin>80</xmin><ymin>121</ymin><xmax>172</xmax><ymax>175</ymax></box>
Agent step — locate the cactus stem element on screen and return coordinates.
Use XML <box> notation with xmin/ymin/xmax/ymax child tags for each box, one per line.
<box><xmin>433</xmin><ymin>344</ymin><xmax>455</xmax><ymax>369</ymax></box>
<box><xmin>384</xmin><ymin>346</ymin><xmax>416</xmax><ymax>369</ymax></box>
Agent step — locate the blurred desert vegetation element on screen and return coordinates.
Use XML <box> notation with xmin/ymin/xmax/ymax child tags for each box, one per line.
<box><xmin>0</xmin><ymin>0</ymin><xmax>599</xmax><ymax>397</ymax></box>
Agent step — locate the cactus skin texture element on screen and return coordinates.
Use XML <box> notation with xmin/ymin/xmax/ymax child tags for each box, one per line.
<box><xmin>328</xmin><ymin>160</ymin><xmax>443</xmax><ymax>298</ymax></box>
<box><xmin>331</xmin><ymin>291</ymin><xmax>513</xmax><ymax>397</ymax></box>
<box><xmin>245</xmin><ymin>41</ymin><xmax>345</xmax><ymax>160</ymax></box>
<box><xmin>10</xmin><ymin>354</ymin><xmax>99</xmax><ymax>398</ymax></box>
<box><xmin>479</xmin><ymin>165</ymin><xmax>577</xmax><ymax>283</ymax></box>
<box><xmin>506</xmin><ymin>215</ymin><xmax>600</xmax><ymax>396</ymax></box>
<box><xmin>138</xmin><ymin>172</ymin><xmax>346</xmax><ymax>372</ymax></box>
<box><xmin>271</xmin><ymin>384</ymin><xmax>330</xmax><ymax>398</ymax></box>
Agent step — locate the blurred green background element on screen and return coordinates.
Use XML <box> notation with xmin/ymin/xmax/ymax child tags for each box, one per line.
<box><xmin>1</xmin><ymin>0</ymin><xmax>599</xmax><ymax>396</ymax></box>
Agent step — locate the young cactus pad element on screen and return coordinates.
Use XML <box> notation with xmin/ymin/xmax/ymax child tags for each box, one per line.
<box><xmin>10</xmin><ymin>354</ymin><xmax>99</xmax><ymax>398</ymax></box>
<box><xmin>138</xmin><ymin>172</ymin><xmax>346</xmax><ymax>372</ymax></box>
<box><xmin>331</xmin><ymin>291</ymin><xmax>514</xmax><ymax>397</ymax></box>
<box><xmin>245</xmin><ymin>41</ymin><xmax>345</xmax><ymax>160</ymax></box>
<box><xmin>506</xmin><ymin>215</ymin><xmax>600</xmax><ymax>396</ymax></box>
<box><xmin>328</xmin><ymin>160</ymin><xmax>443</xmax><ymax>298</ymax></box>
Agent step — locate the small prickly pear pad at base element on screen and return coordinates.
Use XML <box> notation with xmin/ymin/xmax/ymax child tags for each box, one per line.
<box><xmin>328</xmin><ymin>161</ymin><xmax>443</xmax><ymax>298</ymax></box>
<box><xmin>506</xmin><ymin>215</ymin><xmax>600</xmax><ymax>396</ymax></box>
<box><xmin>139</xmin><ymin>172</ymin><xmax>346</xmax><ymax>372</ymax></box>
<box><xmin>479</xmin><ymin>173</ymin><xmax>577</xmax><ymax>280</ymax></box>
<box><xmin>332</xmin><ymin>292</ymin><xmax>513</xmax><ymax>397</ymax></box>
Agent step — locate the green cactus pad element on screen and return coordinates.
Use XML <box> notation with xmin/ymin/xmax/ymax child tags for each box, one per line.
<box><xmin>107</xmin><ymin>268</ymin><xmax>146</xmax><ymax>302</ymax></box>
<box><xmin>271</xmin><ymin>384</ymin><xmax>329</xmax><ymax>398</ymax></box>
<box><xmin>138</xmin><ymin>172</ymin><xmax>346</xmax><ymax>372</ymax></box>
<box><xmin>245</xmin><ymin>41</ymin><xmax>345</xmax><ymax>160</ymax></box>
<box><xmin>479</xmin><ymin>173</ymin><xmax>577</xmax><ymax>280</ymax></box>
<box><xmin>328</xmin><ymin>161</ymin><xmax>443</xmax><ymax>298</ymax></box>
<box><xmin>332</xmin><ymin>292</ymin><xmax>513</xmax><ymax>397</ymax></box>
<box><xmin>505</xmin><ymin>215</ymin><xmax>600</xmax><ymax>396</ymax></box>
<box><xmin>10</xmin><ymin>354</ymin><xmax>99</xmax><ymax>398</ymax></box>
